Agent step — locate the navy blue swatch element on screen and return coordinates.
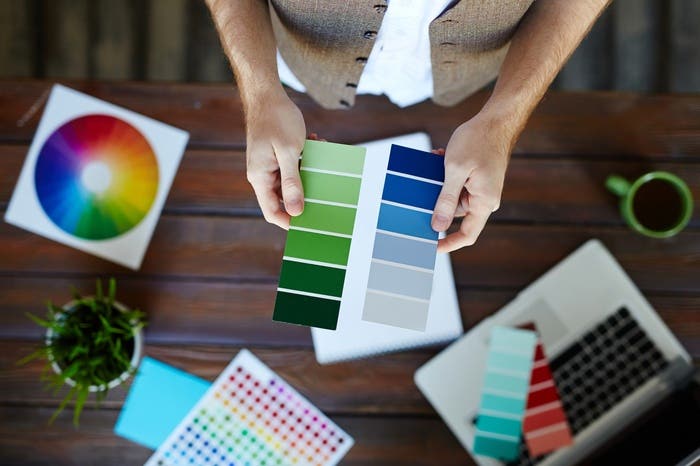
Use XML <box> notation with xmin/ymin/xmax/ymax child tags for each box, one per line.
<box><xmin>382</xmin><ymin>173</ymin><xmax>442</xmax><ymax>211</ymax></box>
<box><xmin>387</xmin><ymin>144</ymin><xmax>445</xmax><ymax>182</ymax></box>
<box><xmin>377</xmin><ymin>203</ymin><xmax>438</xmax><ymax>240</ymax></box>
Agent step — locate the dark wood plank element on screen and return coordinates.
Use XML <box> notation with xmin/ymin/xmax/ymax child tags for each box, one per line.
<box><xmin>2</xmin><ymin>334</ymin><xmax>698</xmax><ymax>418</ymax></box>
<box><xmin>146</xmin><ymin>0</ymin><xmax>188</xmax><ymax>81</ymax></box>
<box><xmin>0</xmin><ymin>405</ymin><xmax>472</xmax><ymax>466</ymax></box>
<box><xmin>186</xmin><ymin>0</ymin><xmax>231</xmax><ymax>82</ymax></box>
<box><xmin>555</xmin><ymin>5</ymin><xmax>613</xmax><ymax>90</ymax></box>
<box><xmin>92</xmin><ymin>0</ymin><xmax>136</xmax><ymax>80</ymax></box>
<box><xmin>2</xmin><ymin>82</ymin><xmax>700</xmax><ymax>157</ymax></box>
<box><xmin>669</xmin><ymin>0</ymin><xmax>700</xmax><ymax>92</ymax></box>
<box><xmin>0</xmin><ymin>145</ymin><xmax>257</xmax><ymax>215</ymax></box>
<box><xmin>0</xmin><ymin>341</ymin><xmax>437</xmax><ymax>414</ymax></box>
<box><xmin>42</xmin><ymin>0</ymin><xmax>89</xmax><ymax>79</ymax></box>
<box><xmin>498</xmin><ymin>158</ymin><xmax>700</xmax><ymax>227</ymax></box>
<box><xmin>3</xmin><ymin>144</ymin><xmax>700</xmax><ymax>225</ymax></box>
<box><xmin>612</xmin><ymin>0</ymin><xmax>662</xmax><ymax>92</ymax></box>
<box><xmin>0</xmin><ymin>0</ymin><xmax>37</xmax><ymax>78</ymax></box>
<box><xmin>1</xmin><ymin>217</ymin><xmax>699</xmax><ymax>293</ymax></box>
<box><xmin>0</xmin><ymin>278</ymin><xmax>310</xmax><ymax>347</ymax></box>
<box><xmin>1</xmin><ymin>276</ymin><xmax>698</xmax><ymax>355</ymax></box>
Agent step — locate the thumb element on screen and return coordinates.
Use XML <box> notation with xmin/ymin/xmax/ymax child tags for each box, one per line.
<box><xmin>432</xmin><ymin>173</ymin><xmax>465</xmax><ymax>232</ymax></box>
<box><xmin>277</xmin><ymin>148</ymin><xmax>304</xmax><ymax>216</ymax></box>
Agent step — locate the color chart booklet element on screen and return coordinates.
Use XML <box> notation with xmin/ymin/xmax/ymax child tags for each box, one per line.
<box><xmin>311</xmin><ymin>133</ymin><xmax>463</xmax><ymax>363</ymax></box>
<box><xmin>145</xmin><ymin>349</ymin><xmax>354</xmax><ymax>466</ymax></box>
<box><xmin>274</xmin><ymin>132</ymin><xmax>457</xmax><ymax>333</ymax></box>
<box><xmin>5</xmin><ymin>85</ymin><xmax>188</xmax><ymax>269</ymax></box>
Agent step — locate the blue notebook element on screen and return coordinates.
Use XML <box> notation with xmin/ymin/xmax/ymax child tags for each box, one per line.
<box><xmin>114</xmin><ymin>357</ymin><xmax>210</xmax><ymax>450</ymax></box>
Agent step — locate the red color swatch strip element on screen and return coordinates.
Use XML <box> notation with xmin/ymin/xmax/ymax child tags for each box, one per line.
<box><xmin>522</xmin><ymin>340</ymin><xmax>574</xmax><ymax>456</ymax></box>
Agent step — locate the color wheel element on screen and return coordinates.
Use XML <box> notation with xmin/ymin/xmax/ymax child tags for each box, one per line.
<box><xmin>34</xmin><ymin>114</ymin><xmax>159</xmax><ymax>240</ymax></box>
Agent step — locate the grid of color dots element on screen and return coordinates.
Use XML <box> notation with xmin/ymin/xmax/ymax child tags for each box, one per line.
<box><xmin>361</xmin><ymin>144</ymin><xmax>443</xmax><ymax>331</ymax></box>
<box><xmin>522</xmin><ymin>336</ymin><xmax>573</xmax><ymax>456</ymax></box>
<box><xmin>146</xmin><ymin>350</ymin><xmax>353</xmax><ymax>466</ymax></box>
<box><xmin>473</xmin><ymin>326</ymin><xmax>537</xmax><ymax>461</ymax></box>
<box><xmin>273</xmin><ymin>140</ymin><xmax>366</xmax><ymax>330</ymax></box>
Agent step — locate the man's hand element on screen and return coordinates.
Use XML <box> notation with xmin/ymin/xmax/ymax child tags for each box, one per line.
<box><xmin>431</xmin><ymin>113</ymin><xmax>513</xmax><ymax>253</ymax></box>
<box><xmin>245</xmin><ymin>88</ymin><xmax>306</xmax><ymax>229</ymax></box>
<box><xmin>206</xmin><ymin>0</ymin><xmax>307</xmax><ymax>229</ymax></box>
<box><xmin>428</xmin><ymin>0</ymin><xmax>610</xmax><ymax>252</ymax></box>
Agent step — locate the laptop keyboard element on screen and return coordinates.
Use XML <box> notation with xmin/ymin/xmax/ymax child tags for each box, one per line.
<box><xmin>507</xmin><ymin>307</ymin><xmax>669</xmax><ymax>466</ymax></box>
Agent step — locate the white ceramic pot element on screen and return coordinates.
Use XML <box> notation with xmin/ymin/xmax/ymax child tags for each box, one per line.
<box><xmin>45</xmin><ymin>298</ymin><xmax>144</xmax><ymax>392</ymax></box>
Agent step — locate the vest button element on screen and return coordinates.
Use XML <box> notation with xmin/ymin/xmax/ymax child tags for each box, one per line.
<box><xmin>363</xmin><ymin>31</ymin><xmax>378</xmax><ymax>39</ymax></box>
<box><xmin>339</xmin><ymin>100</ymin><xmax>351</xmax><ymax>107</ymax></box>
<box><xmin>346</xmin><ymin>82</ymin><xmax>358</xmax><ymax>88</ymax></box>
<box><xmin>373</xmin><ymin>4</ymin><xmax>388</xmax><ymax>13</ymax></box>
<box><xmin>356</xmin><ymin>57</ymin><xmax>368</xmax><ymax>64</ymax></box>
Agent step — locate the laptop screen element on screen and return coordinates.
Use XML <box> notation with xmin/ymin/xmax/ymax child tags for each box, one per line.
<box><xmin>585</xmin><ymin>377</ymin><xmax>700</xmax><ymax>465</ymax></box>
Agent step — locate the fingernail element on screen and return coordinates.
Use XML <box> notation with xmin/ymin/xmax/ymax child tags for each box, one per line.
<box><xmin>432</xmin><ymin>214</ymin><xmax>449</xmax><ymax>231</ymax></box>
<box><xmin>287</xmin><ymin>198</ymin><xmax>303</xmax><ymax>215</ymax></box>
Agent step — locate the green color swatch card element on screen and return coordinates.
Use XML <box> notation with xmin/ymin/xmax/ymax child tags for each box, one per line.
<box><xmin>273</xmin><ymin>140</ymin><xmax>366</xmax><ymax>330</ymax></box>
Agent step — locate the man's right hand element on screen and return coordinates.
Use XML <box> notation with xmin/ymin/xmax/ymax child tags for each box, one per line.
<box><xmin>245</xmin><ymin>88</ymin><xmax>306</xmax><ymax>229</ymax></box>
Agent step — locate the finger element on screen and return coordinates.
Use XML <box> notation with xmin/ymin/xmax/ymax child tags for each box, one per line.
<box><xmin>276</xmin><ymin>148</ymin><xmax>305</xmax><ymax>216</ymax></box>
<box><xmin>250</xmin><ymin>178</ymin><xmax>291</xmax><ymax>229</ymax></box>
<box><xmin>437</xmin><ymin>202</ymin><xmax>491</xmax><ymax>253</ymax></box>
<box><xmin>453</xmin><ymin>188</ymin><xmax>469</xmax><ymax>217</ymax></box>
<box><xmin>432</xmin><ymin>171</ymin><xmax>465</xmax><ymax>232</ymax></box>
<box><xmin>308</xmin><ymin>132</ymin><xmax>319</xmax><ymax>140</ymax></box>
<box><xmin>430</xmin><ymin>148</ymin><xmax>446</xmax><ymax>156</ymax></box>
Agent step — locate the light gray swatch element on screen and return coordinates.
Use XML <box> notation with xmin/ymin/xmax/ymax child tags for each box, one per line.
<box><xmin>362</xmin><ymin>291</ymin><xmax>429</xmax><ymax>331</ymax></box>
<box><xmin>367</xmin><ymin>260</ymin><xmax>434</xmax><ymax>300</ymax></box>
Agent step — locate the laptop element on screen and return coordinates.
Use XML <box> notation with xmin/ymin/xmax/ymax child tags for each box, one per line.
<box><xmin>415</xmin><ymin>239</ymin><xmax>696</xmax><ymax>466</ymax></box>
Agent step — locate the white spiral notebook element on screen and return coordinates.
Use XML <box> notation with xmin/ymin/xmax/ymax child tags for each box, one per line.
<box><xmin>311</xmin><ymin>132</ymin><xmax>464</xmax><ymax>364</ymax></box>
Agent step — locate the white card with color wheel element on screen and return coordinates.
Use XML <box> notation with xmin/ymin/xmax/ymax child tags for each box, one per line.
<box><xmin>5</xmin><ymin>84</ymin><xmax>188</xmax><ymax>269</ymax></box>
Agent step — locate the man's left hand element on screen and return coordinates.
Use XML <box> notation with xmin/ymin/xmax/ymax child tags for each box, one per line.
<box><xmin>431</xmin><ymin>113</ymin><xmax>515</xmax><ymax>253</ymax></box>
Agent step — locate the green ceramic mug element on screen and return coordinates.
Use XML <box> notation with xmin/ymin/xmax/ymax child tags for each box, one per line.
<box><xmin>605</xmin><ymin>171</ymin><xmax>693</xmax><ymax>238</ymax></box>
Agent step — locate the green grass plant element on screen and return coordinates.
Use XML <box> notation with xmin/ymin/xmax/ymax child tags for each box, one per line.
<box><xmin>19</xmin><ymin>279</ymin><xmax>145</xmax><ymax>426</ymax></box>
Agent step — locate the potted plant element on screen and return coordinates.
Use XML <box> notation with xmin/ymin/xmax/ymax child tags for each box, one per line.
<box><xmin>20</xmin><ymin>278</ymin><xmax>145</xmax><ymax>426</ymax></box>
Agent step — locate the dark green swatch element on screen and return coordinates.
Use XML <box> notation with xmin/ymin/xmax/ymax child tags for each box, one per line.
<box><xmin>273</xmin><ymin>292</ymin><xmax>341</xmax><ymax>330</ymax></box>
<box><xmin>278</xmin><ymin>260</ymin><xmax>346</xmax><ymax>298</ymax></box>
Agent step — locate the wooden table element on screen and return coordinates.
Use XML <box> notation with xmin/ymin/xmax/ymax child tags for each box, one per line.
<box><xmin>0</xmin><ymin>81</ymin><xmax>698</xmax><ymax>465</ymax></box>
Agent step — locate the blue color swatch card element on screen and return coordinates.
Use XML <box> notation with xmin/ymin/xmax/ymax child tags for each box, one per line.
<box><xmin>361</xmin><ymin>144</ymin><xmax>444</xmax><ymax>331</ymax></box>
<box><xmin>114</xmin><ymin>357</ymin><xmax>210</xmax><ymax>450</ymax></box>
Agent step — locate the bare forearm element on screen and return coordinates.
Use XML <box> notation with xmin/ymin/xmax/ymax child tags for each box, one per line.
<box><xmin>481</xmin><ymin>0</ymin><xmax>611</xmax><ymax>135</ymax></box>
<box><xmin>205</xmin><ymin>0</ymin><xmax>282</xmax><ymax>108</ymax></box>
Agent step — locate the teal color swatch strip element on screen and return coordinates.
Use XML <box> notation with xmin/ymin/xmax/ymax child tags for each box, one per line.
<box><xmin>473</xmin><ymin>326</ymin><xmax>537</xmax><ymax>461</ymax></box>
<box><xmin>273</xmin><ymin>140</ymin><xmax>366</xmax><ymax>330</ymax></box>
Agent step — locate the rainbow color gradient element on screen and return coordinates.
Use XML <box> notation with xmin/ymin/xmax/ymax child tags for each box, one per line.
<box><xmin>34</xmin><ymin>114</ymin><xmax>159</xmax><ymax>240</ymax></box>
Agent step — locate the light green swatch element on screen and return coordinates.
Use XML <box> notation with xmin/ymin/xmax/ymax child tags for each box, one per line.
<box><xmin>300</xmin><ymin>170</ymin><xmax>362</xmax><ymax>205</ymax></box>
<box><xmin>301</xmin><ymin>140</ymin><xmax>365</xmax><ymax>175</ymax></box>
<box><xmin>291</xmin><ymin>202</ymin><xmax>357</xmax><ymax>235</ymax></box>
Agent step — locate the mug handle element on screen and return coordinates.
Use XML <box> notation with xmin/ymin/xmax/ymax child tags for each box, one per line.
<box><xmin>605</xmin><ymin>175</ymin><xmax>631</xmax><ymax>197</ymax></box>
